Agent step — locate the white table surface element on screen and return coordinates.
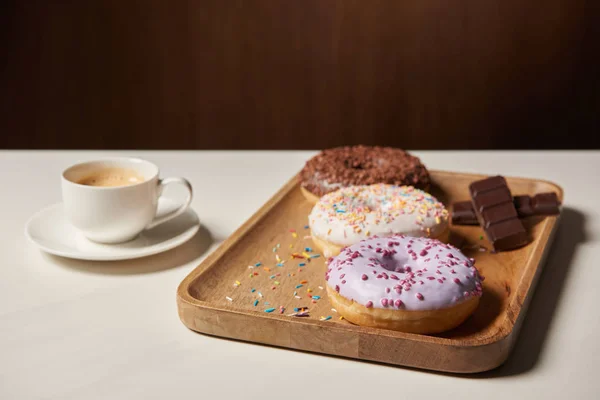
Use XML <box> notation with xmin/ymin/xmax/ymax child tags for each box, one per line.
<box><xmin>1</xmin><ymin>150</ymin><xmax>599</xmax><ymax>400</ymax></box>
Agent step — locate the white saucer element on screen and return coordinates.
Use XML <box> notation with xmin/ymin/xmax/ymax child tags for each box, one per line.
<box><xmin>25</xmin><ymin>199</ymin><xmax>200</xmax><ymax>261</ymax></box>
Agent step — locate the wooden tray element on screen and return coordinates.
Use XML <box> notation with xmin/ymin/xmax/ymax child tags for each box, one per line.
<box><xmin>177</xmin><ymin>171</ymin><xmax>563</xmax><ymax>373</ymax></box>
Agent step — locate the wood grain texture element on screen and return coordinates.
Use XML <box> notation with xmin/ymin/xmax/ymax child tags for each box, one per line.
<box><xmin>177</xmin><ymin>170</ymin><xmax>563</xmax><ymax>373</ymax></box>
<box><xmin>1</xmin><ymin>1</ymin><xmax>599</xmax><ymax>149</ymax></box>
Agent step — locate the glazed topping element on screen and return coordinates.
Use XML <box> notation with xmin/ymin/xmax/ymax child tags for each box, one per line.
<box><xmin>300</xmin><ymin>145</ymin><xmax>430</xmax><ymax>196</ymax></box>
<box><xmin>326</xmin><ymin>235</ymin><xmax>483</xmax><ymax>311</ymax></box>
<box><xmin>309</xmin><ymin>184</ymin><xmax>448</xmax><ymax>246</ymax></box>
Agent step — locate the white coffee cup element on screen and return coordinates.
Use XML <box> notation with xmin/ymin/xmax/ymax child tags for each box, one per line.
<box><xmin>61</xmin><ymin>157</ymin><xmax>193</xmax><ymax>244</ymax></box>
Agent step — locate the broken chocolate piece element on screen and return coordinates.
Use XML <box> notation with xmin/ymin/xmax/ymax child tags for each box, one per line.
<box><xmin>469</xmin><ymin>176</ymin><xmax>528</xmax><ymax>251</ymax></box>
<box><xmin>532</xmin><ymin>192</ymin><xmax>560</xmax><ymax>215</ymax></box>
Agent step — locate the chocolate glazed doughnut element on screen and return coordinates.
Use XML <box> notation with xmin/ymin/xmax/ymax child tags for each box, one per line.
<box><xmin>300</xmin><ymin>146</ymin><xmax>431</xmax><ymax>204</ymax></box>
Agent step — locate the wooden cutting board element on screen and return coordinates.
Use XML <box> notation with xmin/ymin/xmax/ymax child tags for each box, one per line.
<box><xmin>177</xmin><ymin>170</ymin><xmax>562</xmax><ymax>373</ymax></box>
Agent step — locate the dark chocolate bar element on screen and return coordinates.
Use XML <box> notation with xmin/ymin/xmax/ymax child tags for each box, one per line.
<box><xmin>469</xmin><ymin>176</ymin><xmax>528</xmax><ymax>251</ymax></box>
<box><xmin>452</xmin><ymin>192</ymin><xmax>560</xmax><ymax>225</ymax></box>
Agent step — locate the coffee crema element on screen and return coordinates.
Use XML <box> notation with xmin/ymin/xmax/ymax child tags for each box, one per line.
<box><xmin>76</xmin><ymin>168</ymin><xmax>145</xmax><ymax>187</ymax></box>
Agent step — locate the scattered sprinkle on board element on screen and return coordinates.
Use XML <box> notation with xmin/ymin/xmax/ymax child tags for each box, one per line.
<box><xmin>213</xmin><ymin>226</ymin><xmax>350</xmax><ymax>324</ymax></box>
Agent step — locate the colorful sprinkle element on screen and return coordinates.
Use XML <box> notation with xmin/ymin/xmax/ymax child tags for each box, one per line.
<box><xmin>253</xmin><ymin>300</ymin><xmax>259</xmax><ymax>306</ymax></box>
<box><xmin>289</xmin><ymin>311</ymin><xmax>310</xmax><ymax>317</ymax></box>
<box><xmin>264</xmin><ymin>308</ymin><xmax>276</xmax><ymax>313</ymax></box>
<box><xmin>225</xmin><ymin>296</ymin><xmax>233</xmax><ymax>302</ymax></box>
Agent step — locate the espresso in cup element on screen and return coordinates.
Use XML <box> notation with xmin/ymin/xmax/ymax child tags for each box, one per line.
<box><xmin>62</xmin><ymin>158</ymin><xmax>193</xmax><ymax>244</ymax></box>
<box><xmin>76</xmin><ymin>168</ymin><xmax>145</xmax><ymax>187</ymax></box>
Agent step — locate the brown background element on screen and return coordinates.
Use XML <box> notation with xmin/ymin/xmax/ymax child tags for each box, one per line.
<box><xmin>1</xmin><ymin>1</ymin><xmax>599</xmax><ymax>150</ymax></box>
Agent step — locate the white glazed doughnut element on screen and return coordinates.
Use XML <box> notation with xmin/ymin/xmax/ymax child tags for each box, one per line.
<box><xmin>326</xmin><ymin>235</ymin><xmax>483</xmax><ymax>334</ymax></box>
<box><xmin>308</xmin><ymin>184</ymin><xmax>449</xmax><ymax>257</ymax></box>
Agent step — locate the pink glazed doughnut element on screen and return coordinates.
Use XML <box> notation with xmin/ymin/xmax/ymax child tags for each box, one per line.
<box><xmin>325</xmin><ymin>235</ymin><xmax>483</xmax><ymax>334</ymax></box>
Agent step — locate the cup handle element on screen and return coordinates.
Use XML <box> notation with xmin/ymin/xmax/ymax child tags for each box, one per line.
<box><xmin>145</xmin><ymin>177</ymin><xmax>193</xmax><ymax>230</ymax></box>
